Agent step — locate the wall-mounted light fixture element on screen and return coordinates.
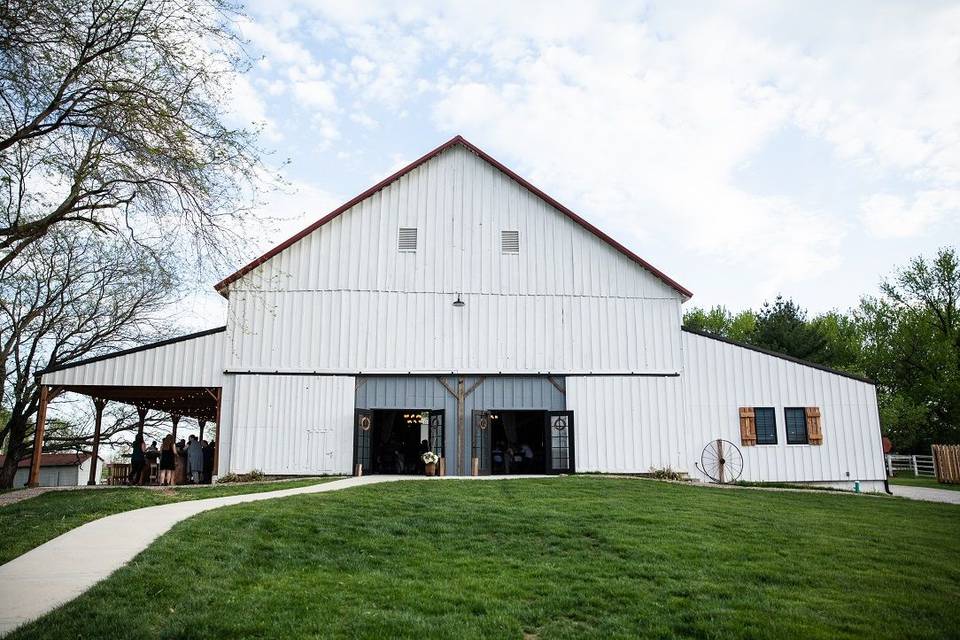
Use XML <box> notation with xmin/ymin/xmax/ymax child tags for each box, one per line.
<box><xmin>452</xmin><ymin>294</ymin><xmax>465</xmax><ymax>308</ymax></box>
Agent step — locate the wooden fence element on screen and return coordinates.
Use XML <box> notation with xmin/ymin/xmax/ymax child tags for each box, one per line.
<box><xmin>932</xmin><ymin>445</ymin><xmax>960</xmax><ymax>484</ymax></box>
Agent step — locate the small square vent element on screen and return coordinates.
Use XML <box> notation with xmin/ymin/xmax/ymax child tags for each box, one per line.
<box><xmin>501</xmin><ymin>230</ymin><xmax>520</xmax><ymax>254</ymax></box>
<box><xmin>398</xmin><ymin>227</ymin><xmax>418</xmax><ymax>252</ymax></box>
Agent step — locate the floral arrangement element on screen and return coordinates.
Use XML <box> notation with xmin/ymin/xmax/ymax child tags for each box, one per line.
<box><xmin>421</xmin><ymin>451</ymin><xmax>439</xmax><ymax>465</ymax></box>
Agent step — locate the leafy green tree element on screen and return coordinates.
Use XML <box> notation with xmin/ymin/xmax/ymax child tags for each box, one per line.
<box><xmin>682</xmin><ymin>306</ymin><xmax>756</xmax><ymax>341</ymax></box>
<box><xmin>857</xmin><ymin>247</ymin><xmax>960</xmax><ymax>451</ymax></box>
<box><xmin>752</xmin><ymin>296</ymin><xmax>829</xmax><ymax>362</ymax></box>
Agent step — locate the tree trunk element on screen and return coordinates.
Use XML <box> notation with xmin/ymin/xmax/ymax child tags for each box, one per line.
<box><xmin>0</xmin><ymin>414</ymin><xmax>30</xmax><ymax>489</ymax></box>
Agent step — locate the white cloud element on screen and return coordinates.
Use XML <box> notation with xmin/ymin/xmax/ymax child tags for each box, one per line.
<box><xmin>860</xmin><ymin>191</ymin><xmax>960</xmax><ymax>238</ymax></box>
<box><xmin>227</xmin><ymin>75</ymin><xmax>282</xmax><ymax>141</ymax></box>
<box><xmin>291</xmin><ymin>79</ymin><xmax>337</xmax><ymax>110</ymax></box>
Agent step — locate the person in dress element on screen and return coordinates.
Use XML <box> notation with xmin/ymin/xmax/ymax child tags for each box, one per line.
<box><xmin>158</xmin><ymin>435</ymin><xmax>176</xmax><ymax>486</ymax></box>
<box><xmin>128</xmin><ymin>434</ymin><xmax>146</xmax><ymax>485</ymax></box>
<box><xmin>201</xmin><ymin>439</ymin><xmax>214</xmax><ymax>484</ymax></box>
<box><xmin>186</xmin><ymin>435</ymin><xmax>204</xmax><ymax>484</ymax></box>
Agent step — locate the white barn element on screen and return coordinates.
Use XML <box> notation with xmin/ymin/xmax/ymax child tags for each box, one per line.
<box><xmin>32</xmin><ymin>136</ymin><xmax>886</xmax><ymax>491</ymax></box>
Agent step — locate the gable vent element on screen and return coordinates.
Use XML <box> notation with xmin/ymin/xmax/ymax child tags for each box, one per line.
<box><xmin>501</xmin><ymin>230</ymin><xmax>520</xmax><ymax>254</ymax></box>
<box><xmin>398</xmin><ymin>227</ymin><xmax>418</xmax><ymax>252</ymax></box>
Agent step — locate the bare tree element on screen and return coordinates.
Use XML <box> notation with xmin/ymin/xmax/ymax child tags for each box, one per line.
<box><xmin>0</xmin><ymin>227</ymin><xmax>174</xmax><ymax>487</ymax></box>
<box><xmin>0</xmin><ymin>0</ymin><xmax>263</xmax><ymax>271</ymax></box>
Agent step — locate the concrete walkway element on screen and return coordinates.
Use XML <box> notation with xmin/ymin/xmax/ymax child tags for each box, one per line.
<box><xmin>0</xmin><ymin>475</ymin><xmax>542</xmax><ymax>636</ymax></box>
<box><xmin>888</xmin><ymin>484</ymin><xmax>960</xmax><ymax>505</ymax></box>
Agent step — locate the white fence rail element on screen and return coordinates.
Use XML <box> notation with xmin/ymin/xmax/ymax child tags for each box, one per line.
<box><xmin>885</xmin><ymin>454</ymin><xmax>936</xmax><ymax>477</ymax></box>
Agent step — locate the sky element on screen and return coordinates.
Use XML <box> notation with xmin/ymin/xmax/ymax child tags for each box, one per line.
<box><xmin>184</xmin><ymin>0</ymin><xmax>960</xmax><ymax>328</ymax></box>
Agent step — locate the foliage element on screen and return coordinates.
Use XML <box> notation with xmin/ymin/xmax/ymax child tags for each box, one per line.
<box><xmin>7</xmin><ymin>477</ymin><xmax>959</xmax><ymax>639</ymax></box>
<box><xmin>0</xmin><ymin>228</ymin><xmax>175</xmax><ymax>488</ymax></box>
<box><xmin>646</xmin><ymin>466</ymin><xmax>684</xmax><ymax>481</ymax></box>
<box><xmin>682</xmin><ymin>305</ymin><xmax>756</xmax><ymax>341</ymax></box>
<box><xmin>856</xmin><ymin>247</ymin><xmax>960</xmax><ymax>451</ymax></box>
<box><xmin>0</xmin><ymin>0</ymin><xmax>264</xmax><ymax>271</ymax></box>
<box><xmin>421</xmin><ymin>451</ymin><xmax>439</xmax><ymax>465</ymax></box>
<box><xmin>216</xmin><ymin>469</ymin><xmax>267</xmax><ymax>484</ymax></box>
<box><xmin>0</xmin><ymin>477</ymin><xmax>336</xmax><ymax>565</ymax></box>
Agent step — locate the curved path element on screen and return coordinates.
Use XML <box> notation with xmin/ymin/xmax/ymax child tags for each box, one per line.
<box><xmin>0</xmin><ymin>475</ymin><xmax>542</xmax><ymax>636</ymax></box>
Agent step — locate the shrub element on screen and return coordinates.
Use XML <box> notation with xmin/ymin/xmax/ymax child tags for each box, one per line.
<box><xmin>647</xmin><ymin>466</ymin><xmax>684</xmax><ymax>481</ymax></box>
<box><xmin>217</xmin><ymin>469</ymin><xmax>266</xmax><ymax>484</ymax></box>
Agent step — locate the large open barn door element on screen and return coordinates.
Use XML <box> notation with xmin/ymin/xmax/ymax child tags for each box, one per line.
<box><xmin>471</xmin><ymin>410</ymin><xmax>491</xmax><ymax>475</ymax></box>
<box><xmin>545</xmin><ymin>411</ymin><xmax>575</xmax><ymax>474</ymax></box>
<box><xmin>354</xmin><ymin>409</ymin><xmax>372</xmax><ymax>475</ymax></box>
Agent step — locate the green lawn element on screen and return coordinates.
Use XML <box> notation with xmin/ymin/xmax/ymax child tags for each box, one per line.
<box><xmin>888</xmin><ymin>473</ymin><xmax>960</xmax><ymax>491</ymax></box>
<box><xmin>0</xmin><ymin>478</ymin><xmax>338</xmax><ymax>565</ymax></box>
<box><xmin>8</xmin><ymin>477</ymin><xmax>960</xmax><ymax>640</ymax></box>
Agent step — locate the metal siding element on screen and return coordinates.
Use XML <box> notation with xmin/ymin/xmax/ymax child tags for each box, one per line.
<box><xmin>228</xmin><ymin>375</ymin><xmax>354</xmax><ymax>475</ymax></box>
<box><xmin>566</xmin><ymin>376</ymin><xmax>686</xmax><ymax>473</ymax></box>
<box><xmin>227</xmin><ymin>290</ymin><xmax>679</xmax><ymax>374</ymax></box>
<box><xmin>679</xmin><ymin>332</ymin><xmax>886</xmax><ymax>483</ymax></box>
<box><xmin>41</xmin><ymin>331</ymin><xmax>225</xmax><ymax>388</ymax></box>
<box><xmin>226</xmin><ymin>145</ymin><xmax>682</xmax><ymax>374</ymax></box>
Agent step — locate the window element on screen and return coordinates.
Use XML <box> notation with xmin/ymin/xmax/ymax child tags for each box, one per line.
<box><xmin>501</xmin><ymin>230</ymin><xmax>520</xmax><ymax>254</ymax></box>
<box><xmin>754</xmin><ymin>407</ymin><xmax>777</xmax><ymax>445</ymax></box>
<box><xmin>398</xmin><ymin>227</ymin><xmax>417</xmax><ymax>252</ymax></box>
<box><xmin>784</xmin><ymin>408</ymin><xmax>809</xmax><ymax>444</ymax></box>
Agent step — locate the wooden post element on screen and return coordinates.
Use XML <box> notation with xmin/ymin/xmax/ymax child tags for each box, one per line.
<box><xmin>212</xmin><ymin>387</ymin><xmax>222</xmax><ymax>480</ymax></box>
<box><xmin>136</xmin><ymin>406</ymin><xmax>147</xmax><ymax>439</ymax></box>
<box><xmin>27</xmin><ymin>385</ymin><xmax>51</xmax><ymax>487</ymax></box>
<box><xmin>457</xmin><ymin>377</ymin><xmax>466</xmax><ymax>476</ymax></box>
<box><xmin>171</xmin><ymin>414</ymin><xmax>181</xmax><ymax>441</ymax></box>
<box><xmin>88</xmin><ymin>398</ymin><xmax>107</xmax><ymax>485</ymax></box>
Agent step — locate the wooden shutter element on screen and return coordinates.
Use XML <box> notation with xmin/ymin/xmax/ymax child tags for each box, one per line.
<box><xmin>739</xmin><ymin>407</ymin><xmax>756</xmax><ymax>446</ymax></box>
<box><xmin>805</xmin><ymin>407</ymin><xmax>823</xmax><ymax>445</ymax></box>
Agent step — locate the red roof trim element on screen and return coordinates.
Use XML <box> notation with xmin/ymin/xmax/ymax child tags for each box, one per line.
<box><xmin>214</xmin><ymin>135</ymin><xmax>693</xmax><ymax>299</ymax></box>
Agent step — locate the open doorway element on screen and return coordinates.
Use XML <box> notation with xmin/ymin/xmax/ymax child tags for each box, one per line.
<box><xmin>354</xmin><ymin>409</ymin><xmax>444</xmax><ymax>475</ymax></box>
<box><xmin>471</xmin><ymin>410</ymin><xmax>575</xmax><ymax>475</ymax></box>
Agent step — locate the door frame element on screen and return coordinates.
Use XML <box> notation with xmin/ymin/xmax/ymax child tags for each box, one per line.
<box><xmin>545</xmin><ymin>410</ymin><xmax>575</xmax><ymax>474</ymax></box>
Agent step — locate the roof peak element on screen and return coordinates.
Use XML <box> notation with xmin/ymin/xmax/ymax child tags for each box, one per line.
<box><xmin>214</xmin><ymin>135</ymin><xmax>692</xmax><ymax>299</ymax></box>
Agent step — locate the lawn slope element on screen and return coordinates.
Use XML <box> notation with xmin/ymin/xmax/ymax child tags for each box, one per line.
<box><xmin>9</xmin><ymin>477</ymin><xmax>960</xmax><ymax>640</ymax></box>
<box><xmin>0</xmin><ymin>478</ymin><xmax>337</xmax><ymax>565</ymax></box>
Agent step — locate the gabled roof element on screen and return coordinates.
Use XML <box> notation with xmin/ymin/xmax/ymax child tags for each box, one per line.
<box><xmin>214</xmin><ymin>135</ymin><xmax>693</xmax><ymax>299</ymax></box>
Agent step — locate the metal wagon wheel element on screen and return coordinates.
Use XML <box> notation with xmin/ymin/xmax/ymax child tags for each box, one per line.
<box><xmin>698</xmin><ymin>439</ymin><xmax>743</xmax><ymax>484</ymax></box>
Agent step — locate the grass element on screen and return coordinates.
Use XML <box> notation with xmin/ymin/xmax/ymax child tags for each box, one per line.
<box><xmin>8</xmin><ymin>476</ymin><xmax>960</xmax><ymax>640</ymax></box>
<box><xmin>888</xmin><ymin>473</ymin><xmax>960</xmax><ymax>491</ymax></box>
<box><xmin>0</xmin><ymin>477</ymin><xmax>339</xmax><ymax>565</ymax></box>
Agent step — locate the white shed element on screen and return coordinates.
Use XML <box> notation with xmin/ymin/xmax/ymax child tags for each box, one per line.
<box><xmin>5</xmin><ymin>453</ymin><xmax>101</xmax><ymax>487</ymax></box>
<box><xmin>32</xmin><ymin>135</ymin><xmax>886</xmax><ymax>491</ymax></box>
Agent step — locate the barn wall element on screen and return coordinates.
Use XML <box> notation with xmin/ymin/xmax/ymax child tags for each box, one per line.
<box><xmin>227</xmin><ymin>375</ymin><xmax>354</xmax><ymax>475</ymax></box>
<box><xmin>566</xmin><ymin>333</ymin><xmax>885</xmax><ymax>486</ymax></box>
<box><xmin>566</xmin><ymin>376</ymin><xmax>686</xmax><ymax>473</ymax></box>
<box><xmin>41</xmin><ymin>329</ymin><xmax>226</xmax><ymax>387</ymax></box>
<box><xmin>680</xmin><ymin>331</ymin><xmax>886</xmax><ymax>484</ymax></box>
<box><xmin>225</xmin><ymin>145</ymin><xmax>683</xmax><ymax>375</ymax></box>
